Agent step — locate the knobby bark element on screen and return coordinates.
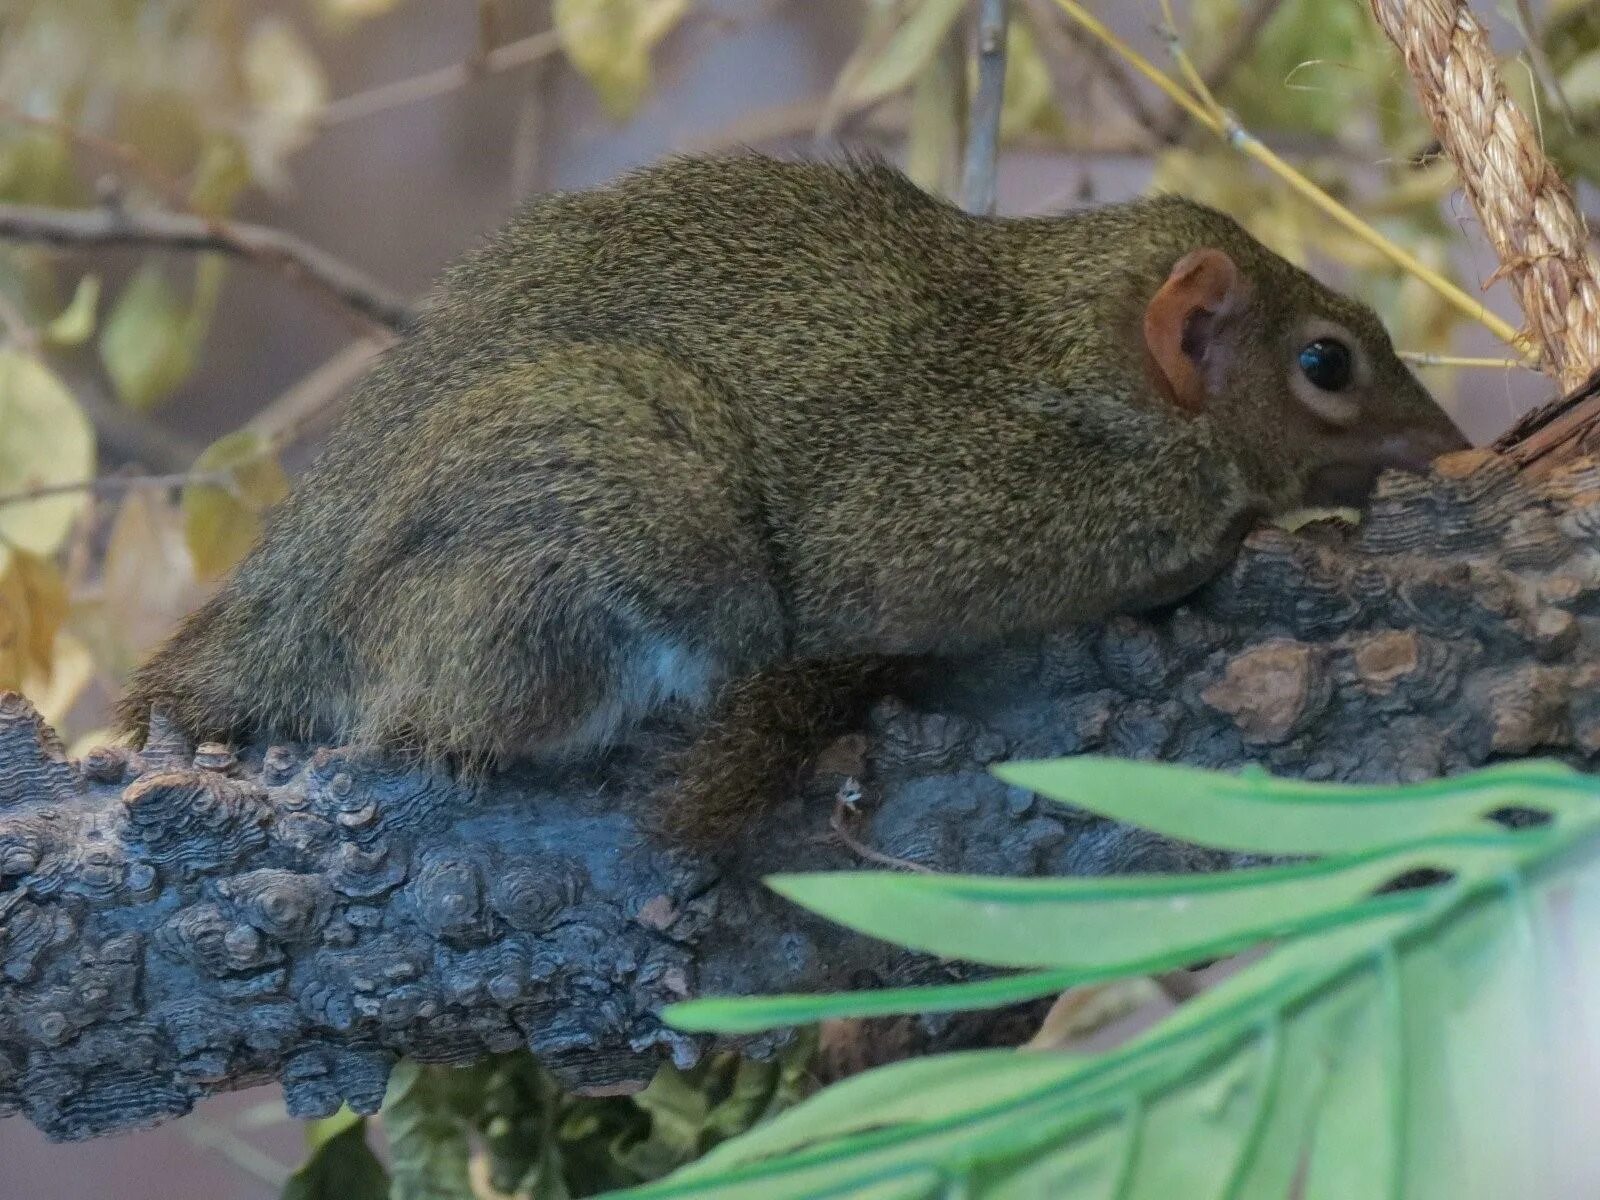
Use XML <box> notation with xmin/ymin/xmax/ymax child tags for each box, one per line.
<box><xmin>3</xmin><ymin>448</ymin><xmax>1599</xmax><ymax>1141</ymax></box>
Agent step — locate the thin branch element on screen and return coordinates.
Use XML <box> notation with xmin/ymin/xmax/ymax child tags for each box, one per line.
<box><xmin>0</xmin><ymin>469</ymin><xmax>228</xmax><ymax>511</ymax></box>
<box><xmin>249</xmin><ymin>340</ymin><xmax>388</xmax><ymax>452</ymax></box>
<box><xmin>1510</xmin><ymin>0</ymin><xmax>1574</xmax><ymax>131</ymax></box>
<box><xmin>1047</xmin><ymin>0</ymin><xmax>1527</xmax><ymax>351</ymax></box>
<box><xmin>962</xmin><ymin>0</ymin><xmax>1011</xmax><ymax>216</ymax></box>
<box><xmin>316</xmin><ymin>3</ymin><xmax>755</xmax><ymax>132</ymax></box>
<box><xmin>1150</xmin><ymin>0</ymin><xmax>1284</xmax><ymax>142</ymax></box>
<box><xmin>1029</xmin><ymin>0</ymin><xmax>1163</xmax><ymax>138</ymax></box>
<box><xmin>1399</xmin><ymin>351</ymin><xmax>1531</xmax><ymax>370</ymax></box>
<box><xmin>828</xmin><ymin>801</ymin><xmax>934</xmax><ymax>874</ymax></box>
<box><xmin>318</xmin><ymin>29</ymin><xmax>563</xmax><ymax>129</ymax></box>
<box><xmin>0</xmin><ymin>202</ymin><xmax>415</xmax><ymax>334</ymax></box>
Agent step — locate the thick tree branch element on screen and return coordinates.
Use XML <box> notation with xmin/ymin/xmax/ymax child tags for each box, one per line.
<box><xmin>4</xmin><ymin>450</ymin><xmax>1600</xmax><ymax>1142</ymax></box>
<box><xmin>0</xmin><ymin>203</ymin><xmax>416</xmax><ymax>335</ymax></box>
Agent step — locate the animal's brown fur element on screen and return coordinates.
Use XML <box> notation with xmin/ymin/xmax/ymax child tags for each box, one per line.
<box><xmin>119</xmin><ymin>154</ymin><xmax>1466</xmax><ymax>841</ymax></box>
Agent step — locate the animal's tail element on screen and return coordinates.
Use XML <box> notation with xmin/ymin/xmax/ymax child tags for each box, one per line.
<box><xmin>658</xmin><ymin>655</ymin><xmax>900</xmax><ymax>844</ymax></box>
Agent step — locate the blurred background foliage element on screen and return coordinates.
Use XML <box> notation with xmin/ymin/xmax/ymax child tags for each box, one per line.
<box><xmin>0</xmin><ymin>0</ymin><xmax>1593</xmax><ymax>1195</ymax></box>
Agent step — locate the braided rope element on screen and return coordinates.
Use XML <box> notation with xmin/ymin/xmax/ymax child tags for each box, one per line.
<box><xmin>1370</xmin><ymin>0</ymin><xmax>1600</xmax><ymax>390</ymax></box>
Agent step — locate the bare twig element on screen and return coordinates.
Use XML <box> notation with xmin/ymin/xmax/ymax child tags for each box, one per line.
<box><xmin>318</xmin><ymin>29</ymin><xmax>563</xmax><ymax>129</ymax></box>
<box><xmin>0</xmin><ymin>103</ymin><xmax>191</xmax><ymax>211</ymax></box>
<box><xmin>1510</xmin><ymin>0</ymin><xmax>1574</xmax><ymax>130</ymax></box>
<box><xmin>0</xmin><ymin>108</ymin><xmax>409</xmax><ymax>334</ymax></box>
<box><xmin>1030</xmin><ymin>0</ymin><xmax>1162</xmax><ymax>137</ymax></box>
<box><xmin>962</xmin><ymin>0</ymin><xmax>1010</xmax><ymax>216</ymax></box>
<box><xmin>72</xmin><ymin>379</ymin><xmax>204</xmax><ymax>474</ymax></box>
<box><xmin>1027</xmin><ymin>0</ymin><xmax>1282</xmax><ymax>149</ymax></box>
<box><xmin>249</xmin><ymin>340</ymin><xmax>388</xmax><ymax>451</ymax></box>
<box><xmin>317</xmin><ymin>2</ymin><xmax>751</xmax><ymax>132</ymax></box>
<box><xmin>0</xmin><ymin>469</ymin><xmax>229</xmax><ymax>511</ymax></box>
<box><xmin>0</xmin><ymin>202</ymin><xmax>415</xmax><ymax>334</ymax></box>
<box><xmin>829</xmin><ymin>801</ymin><xmax>934</xmax><ymax>874</ymax></box>
<box><xmin>1150</xmin><ymin>0</ymin><xmax>1284</xmax><ymax>142</ymax></box>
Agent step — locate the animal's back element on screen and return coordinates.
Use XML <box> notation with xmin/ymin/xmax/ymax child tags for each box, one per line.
<box><xmin>119</xmin><ymin>155</ymin><xmax>982</xmax><ymax>754</ymax></box>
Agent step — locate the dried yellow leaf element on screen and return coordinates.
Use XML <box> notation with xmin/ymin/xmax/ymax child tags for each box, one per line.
<box><xmin>0</xmin><ymin>544</ymin><xmax>67</xmax><ymax>690</ymax></box>
<box><xmin>93</xmin><ymin>489</ymin><xmax>200</xmax><ymax>679</ymax></box>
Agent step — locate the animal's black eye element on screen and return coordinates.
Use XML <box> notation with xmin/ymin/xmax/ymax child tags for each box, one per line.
<box><xmin>1298</xmin><ymin>338</ymin><xmax>1353</xmax><ymax>391</ymax></box>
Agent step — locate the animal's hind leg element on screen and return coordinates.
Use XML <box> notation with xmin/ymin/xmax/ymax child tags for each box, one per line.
<box><xmin>658</xmin><ymin>655</ymin><xmax>900</xmax><ymax>844</ymax></box>
<box><xmin>338</xmin><ymin>346</ymin><xmax>791</xmax><ymax>768</ymax></box>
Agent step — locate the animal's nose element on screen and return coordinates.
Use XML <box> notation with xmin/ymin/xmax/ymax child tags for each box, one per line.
<box><xmin>1376</xmin><ymin>425</ymin><xmax>1472</xmax><ymax>472</ymax></box>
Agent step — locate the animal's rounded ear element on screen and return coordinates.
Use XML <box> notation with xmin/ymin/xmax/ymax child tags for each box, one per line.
<box><xmin>1142</xmin><ymin>248</ymin><xmax>1244</xmax><ymax>414</ymax></box>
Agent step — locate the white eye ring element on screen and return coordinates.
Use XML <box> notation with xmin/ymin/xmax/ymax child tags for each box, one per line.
<box><xmin>1289</xmin><ymin>318</ymin><xmax>1368</xmax><ymax>427</ymax></box>
<box><xmin>1293</xmin><ymin>380</ymin><xmax>1361</xmax><ymax>426</ymax></box>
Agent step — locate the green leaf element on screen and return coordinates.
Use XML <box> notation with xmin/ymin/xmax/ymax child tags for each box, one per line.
<box><xmin>993</xmin><ymin>757</ymin><xmax>1588</xmax><ymax>854</ymax></box>
<box><xmin>668</xmin><ymin>967</ymin><xmax>1086</xmax><ymax>1034</ymax></box>
<box><xmin>0</xmin><ymin>349</ymin><xmax>95</xmax><ymax>555</ymax></box>
<box><xmin>381</xmin><ymin>1061</ymin><xmax>476</xmax><ymax>1200</ymax></box>
<box><xmin>281</xmin><ymin>1121</ymin><xmax>388</xmax><ymax>1200</ymax></box>
<box><xmin>758</xmin><ymin>847</ymin><xmax>1458</xmax><ymax>969</ymax></box>
<box><xmin>306</xmin><ymin>1105</ymin><xmax>363</xmax><ymax>1148</ymax></box>
<box><xmin>553</xmin><ymin>0</ymin><xmax>690</xmax><ymax>120</ymax></box>
<box><xmin>43</xmin><ymin>276</ymin><xmax>100</xmax><ymax>348</ymax></box>
<box><xmin>97</xmin><ymin>264</ymin><xmax>205</xmax><ymax>412</ymax></box>
<box><xmin>614</xmin><ymin>763</ymin><xmax>1600</xmax><ymax>1199</ymax></box>
<box><xmin>183</xmin><ymin>429</ymin><xmax>291</xmax><ymax>579</ymax></box>
<box><xmin>673</xmin><ymin>1052</ymin><xmax>1088</xmax><ymax>1182</ymax></box>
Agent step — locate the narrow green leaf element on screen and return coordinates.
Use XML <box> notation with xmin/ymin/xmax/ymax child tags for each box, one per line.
<box><xmin>993</xmin><ymin>758</ymin><xmax>1590</xmax><ymax>855</ymax></box>
<box><xmin>668</xmin><ymin>967</ymin><xmax>1087</xmax><ymax>1034</ymax></box>
<box><xmin>613</xmin><ymin>795</ymin><xmax>1600</xmax><ymax>1200</ymax></box>
<box><xmin>757</xmin><ymin>840</ymin><xmax>1502</xmax><ymax>970</ymax></box>
<box><xmin>677</xmin><ymin>1053</ymin><xmax>1085</xmax><ymax>1182</ymax></box>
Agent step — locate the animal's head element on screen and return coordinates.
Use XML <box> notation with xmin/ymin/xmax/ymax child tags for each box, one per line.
<box><xmin>1129</xmin><ymin>197</ymin><xmax>1469</xmax><ymax>509</ymax></box>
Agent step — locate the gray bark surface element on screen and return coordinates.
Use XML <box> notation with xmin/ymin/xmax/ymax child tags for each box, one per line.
<box><xmin>2</xmin><ymin>449</ymin><xmax>1596</xmax><ymax>1141</ymax></box>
